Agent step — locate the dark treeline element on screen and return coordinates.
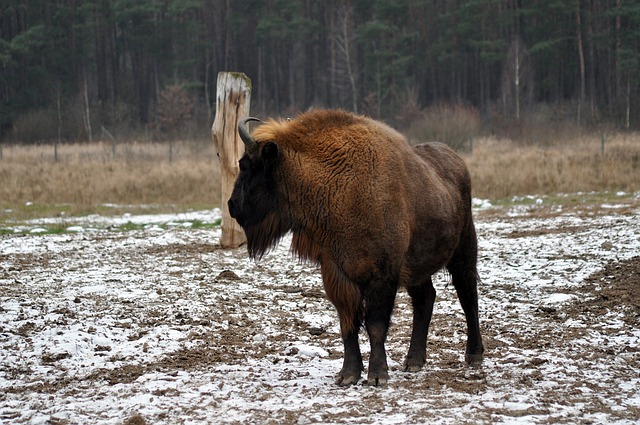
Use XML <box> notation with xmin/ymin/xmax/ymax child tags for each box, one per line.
<box><xmin>1</xmin><ymin>0</ymin><xmax>639</xmax><ymax>143</ymax></box>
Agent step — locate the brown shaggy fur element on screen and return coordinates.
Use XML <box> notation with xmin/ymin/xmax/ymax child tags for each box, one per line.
<box><xmin>229</xmin><ymin>109</ymin><xmax>483</xmax><ymax>386</ymax></box>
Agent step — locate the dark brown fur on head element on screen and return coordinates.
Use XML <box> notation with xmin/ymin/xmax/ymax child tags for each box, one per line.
<box><xmin>230</xmin><ymin>109</ymin><xmax>370</xmax><ymax>261</ymax></box>
<box><xmin>228</xmin><ymin>141</ymin><xmax>292</xmax><ymax>259</ymax></box>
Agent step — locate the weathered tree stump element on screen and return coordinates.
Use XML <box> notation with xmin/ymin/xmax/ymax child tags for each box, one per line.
<box><xmin>212</xmin><ymin>72</ymin><xmax>251</xmax><ymax>248</ymax></box>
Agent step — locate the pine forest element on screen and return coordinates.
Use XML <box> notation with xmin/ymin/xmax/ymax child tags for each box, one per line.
<box><xmin>1</xmin><ymin>0</ymin><xmax>639</xmax><ymax>143</ymax></box>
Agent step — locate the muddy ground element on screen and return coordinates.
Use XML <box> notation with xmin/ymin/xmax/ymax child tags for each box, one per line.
<box><xmin>0</xmin><ymin>198</ymin><xmax>639</xmax><ymax>424</ymax></box>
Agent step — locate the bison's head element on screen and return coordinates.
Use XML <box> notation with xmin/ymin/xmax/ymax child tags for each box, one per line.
<box><xmin>228</xmin><ymin>117</ymin><xmax>292</xmax><ymax>259</ymax></box>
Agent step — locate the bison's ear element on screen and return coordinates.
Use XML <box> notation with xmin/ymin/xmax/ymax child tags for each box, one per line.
<box><xmin>262</xmin><ymin>142</ymin><xmax>279</xmax><ymax>164</ymax></box>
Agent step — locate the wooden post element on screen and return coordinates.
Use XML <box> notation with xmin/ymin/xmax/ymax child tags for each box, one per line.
<box><xmin>212</xmin><ymin>72</ymin><xmax>251</xmax><ymax>248</ymax></box>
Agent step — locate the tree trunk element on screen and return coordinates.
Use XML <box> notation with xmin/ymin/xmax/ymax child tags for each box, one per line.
<box><xmin>626</xmin><ymin>77</ymin><xmax>631</xmax><ymax>129</ymax></box>
<box><xmin>615</xmin><ymin>0</ymin><xmax>622</xmax><ymax>99</ymax></box>
<box><xmin>211</xmin><ymin>72</ymin><xmax>251</xmax><ymax>248</ymax></box>
<box><xmin>83</xmin><ymin>73</ymin><xmax>93</xmax><ymax>143</ymax></box>
<box><xmin>515</xmin><ymin>39</ymin><xmax>520</xmax><ymax>120</ymax></box>
<box><xmin>576</xmin><ymin>1</ymin><xmax>586</xmax><ymax>125</ymax></box>
<box><xmin>587</xmin><ymin>1</ymin><xmax>597</xmax><ymax>119</ymax></box>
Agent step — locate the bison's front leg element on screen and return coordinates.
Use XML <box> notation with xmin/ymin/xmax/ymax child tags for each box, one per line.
<box><xmin>321</xmin><ymin>260</ymin><xmax>364</xmax><ymax>386</ymax></box>
<box><xmin>336</xmin><ymin>325</ymin><xmax>363</xmax><ymax>386</ymax></box>
<box><xmin>364</xmin><ymin>283</ymin><xmax>397</xmax><ymax>386</ymax></box>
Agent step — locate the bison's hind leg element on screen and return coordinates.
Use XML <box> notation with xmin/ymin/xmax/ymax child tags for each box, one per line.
<box><xmin>447</xmin><ymin>221</ymin><xmax>484</xmax><ymax>366</ymax></box>
<box><xmin>403</xmin><ymin>277</ymin><xmax>436</xmax><ymax>372</ymax></box>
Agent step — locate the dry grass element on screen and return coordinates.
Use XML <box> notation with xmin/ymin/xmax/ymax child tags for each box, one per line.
<box><xmin>0</xmin><ymin>134</ymin><xmax>638</xmax><ymax>217</ymax></box>
<box><xmin>464</xmin><ymin>133</ymin><xmax>640</xmax><ymax>199</ymax></box>
<box><xmin>0</xmin><ymin>141</ymin><xmax>221</xmax><ymax>215</ymax></box>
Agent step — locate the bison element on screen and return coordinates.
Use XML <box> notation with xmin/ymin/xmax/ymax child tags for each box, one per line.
<box><xmin>228</xmin><ymin>109</ymin><xmax>483</xmax><ymax>386</ymax></box>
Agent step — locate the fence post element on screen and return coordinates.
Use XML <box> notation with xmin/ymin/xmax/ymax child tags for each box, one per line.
<box><xmin>212</xmin><ymin>72</ymin><xmax>251</xmax><ymax>248</ymax></box>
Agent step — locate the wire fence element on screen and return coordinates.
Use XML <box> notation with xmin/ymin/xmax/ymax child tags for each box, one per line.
<box><xmin>0</xmin><ymin>139</ymin><xmax>217</xmax><ymax>164</ymax></box>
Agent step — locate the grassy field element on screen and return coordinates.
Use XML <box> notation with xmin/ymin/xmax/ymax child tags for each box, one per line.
<box><xmin>0</xmin><ymin>141</ymin><xmax>220</xmax><ymax>219</ymax></box>
<box><xmin>1</xmin><ymin>133</ymin><xmax>639</xmax><ymax>221</ymax></box>
<box><xmin>468</xmin><ymin>133</ymin><xmax>640</xmax><ymax>200</ymax></box>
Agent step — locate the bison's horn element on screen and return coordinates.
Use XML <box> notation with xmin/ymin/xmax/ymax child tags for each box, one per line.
<box><xmin>238</xmin><ymin>117</ymin><xmax>261</xmax><ymax>153</ymax></box>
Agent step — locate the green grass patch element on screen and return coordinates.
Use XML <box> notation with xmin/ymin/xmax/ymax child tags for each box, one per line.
<box><xmin>117</xmin><ymin>221</ymin><xmax>148</xmax><ymax>232</ymax></box>
<box><xmin>489</xmin><ymin>191</ymin><xmax>636</xmax><ymax>208</ymax></box>
<box><xmin>0</xmin><ymin>219</ymin><xmax>223</xmax><ymax>236</ymax></box>
<box><xmin>191</xmin><ymin>218</ymin><xmax>222</xmax><ymax>229</ymax></box>
<box><xmin>0</xmin><ymin>202</ymin><xmax>219</xmax><ymax>223</ymax></box>
<box><xmin>0</xmin><ymin>203</ymin><xmax>222</xmax><ymax>236</ymax></box>
<box><xmin>0</xmin><ymin>225</ymin><xmax>72</xmax><ymax>236</ymax></box>
<box><xmin>0</xmin><ymin>203</ymin><xmax>74</xmax><ymax>222</ymax></box>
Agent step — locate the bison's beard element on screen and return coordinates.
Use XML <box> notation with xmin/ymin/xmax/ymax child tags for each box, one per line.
<box><xmin>244</xmin><ymin>212</ymin><xmax>292</xmax><ymax>260</ymax></box>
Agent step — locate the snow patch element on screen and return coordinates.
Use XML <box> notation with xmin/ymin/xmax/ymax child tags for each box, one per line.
<box><xmin>1</xmin><ymin>204</ymin><xmax>639</xmax><ymax>424</ymax></box>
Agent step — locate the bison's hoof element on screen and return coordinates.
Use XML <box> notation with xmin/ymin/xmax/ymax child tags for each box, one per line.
<box><xmin>366</xmin><ymin>369</ymin><xmax>389</xmax><ymax>386</ymax></box>
<box><xmin>402</xmin><ymin>356</ymin><xmax>425</xmax><ymax>372</ymax></box>
<box><xmin>335</xmin><ymin>369</ymin><xmax>361</xmax><ymax>386</ymax></box>
<box><xmin>465</xmin><ymin>352</ymin><xmax>484</xmax><ymax>368</ymax></box>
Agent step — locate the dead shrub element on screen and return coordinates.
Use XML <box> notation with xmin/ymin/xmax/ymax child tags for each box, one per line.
<box><xmin>10</xmin><ymin>106</ymin><xmax>85</xmax><ymax>144</ymax></box>
<box><xmin>406</xmin><ymin>103</ymin><xmax>481</xmax><ymax>151</ymax></box>
<box><xmin>489</xmin><ymin>102</ymin><xmax>615</xmax><ymax>146</ymax></box>
<box><xmin>157</xmin><ymin>84</ymin><xmax>194</xmax><ymax>137</ymax></box>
